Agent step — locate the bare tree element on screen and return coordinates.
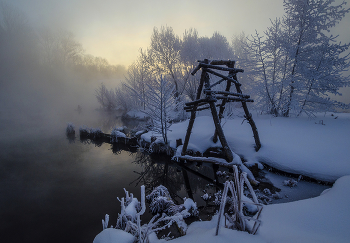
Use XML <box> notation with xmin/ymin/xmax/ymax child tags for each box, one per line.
<box><xmin>244</xmin><ymin>0</ymin><xmax>350</xmax><ymax>116</ymax></box>
<box><xmin>140</xmin><ymin>26</ymin><xmax>184</xmax><ymax>98</ymax></box>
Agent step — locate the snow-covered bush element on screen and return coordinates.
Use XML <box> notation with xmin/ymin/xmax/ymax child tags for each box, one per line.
<box><xmin>79</xmin><ymin>125</ymin><xmax>89</xmax><ymax>134</ymax></box>
<box><xmin>79</xmin><ymin>126</ymin><xmax>103</xmax><ymax>139</ymax></box>
<box><xmin>99</xmin><ymin>185</ymin><xmax>195</xmax><ymax>243</ymax></box>
<box><xmin>149</xmin><ymin>196</ymin><xmax>173</xmax><ymax>214</ymax></box>
<box><xmin>181</xmin><ymin>198</ymin><xmax>198</xmax><ymax>217</ymax></box>
<box><xmin>116</xmin><ymin>189</ymin><xmax>142</xmax><ymax>230</ymax></box>
<box><xmin>110</xmin><ymin>127</ymin><xmax>127</xmax><ymax>143</ymax></box>
<box><xmin>201</xmin><ymin>193</ymin><xmax>211</xmax><ymax>201</ymax></box>
<box><xmin>215</xmin><ymin>166</ymin><xmax>263</xmax><ymax>236</ymax></box>
<box><xmin>146</xmin><ymin>185</ymin><xmax>171</xmax><ymax>202</ymax></box>
<box><xmin>283</xmin><ymin>179</ymin><xmax>298</xmax><ymax>187</ymax></box>
<box><xmin>213</xmin><ymin>190</ymin><xmax>223</xmax><ymax>206</ymax></box>
<box><xmin>89</xmin><ymin>128</ymin><xmax>103</xmax><ymax>138</ymax></box>
<box><xmin>66</xmin><ymin>122</ymin><xmax>75</xmax><ymax>135</ymax></box>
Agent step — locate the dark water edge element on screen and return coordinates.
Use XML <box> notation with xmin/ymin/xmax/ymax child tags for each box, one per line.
<box><xmin>0</xmin><ymin>109</ymin><xmax>218</xmax><ymax>242</ymax></box>
<box><xmin>0</xmin><ymin>109</ymin><xmax>331</xmax><ymax>242</ymax></box>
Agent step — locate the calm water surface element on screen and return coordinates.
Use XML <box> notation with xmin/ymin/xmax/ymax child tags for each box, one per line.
<box><xmin>0</xmin><ymin>109</ymin><xmax>330</xmax><ymax>242</ymax></box>
<box><xmin>0</xmin><ymin>110</ymin><xmax>215</xmax><ymax>242</ymax></box>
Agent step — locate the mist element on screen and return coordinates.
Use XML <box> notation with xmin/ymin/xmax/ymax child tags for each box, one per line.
<box><xmin>0</xmin><ymin>1</ymin><xmax>126</xmax><ymax>139</ymax></box>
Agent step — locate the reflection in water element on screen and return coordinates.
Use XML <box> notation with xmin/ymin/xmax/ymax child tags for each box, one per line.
<box><xmin>0</xmin><ymin>108</ymin><xmax>224</xmax><ymax>243</ymax></box>
<box><xmin>0</xmin><ymin>109</ymin><xmax>331</xmax><ymax>242</ymax></box>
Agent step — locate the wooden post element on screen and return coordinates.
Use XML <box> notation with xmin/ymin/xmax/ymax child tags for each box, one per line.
<box><xmin>182</xmin><ymin>168</ymin><xmax>194</xmax><ymax>199</ymax></box>
<box><xmin>233</xmin><ymin>83</ymin><xmax>261</xmax><ymax>151</ymax></box>
<box><xmin>213</xmin><ymin>61</ymin><xmax>235</xmax><ymax>143</ymax></box>
<box><xmin>181</xmin><ymin>60</ymin><xmax>209</xmax><ymax>156</ymax></box>
<box><xmin>209</xmin><ymin>100</ymin><xmax>234</xmax><ymax>162</ymax></box>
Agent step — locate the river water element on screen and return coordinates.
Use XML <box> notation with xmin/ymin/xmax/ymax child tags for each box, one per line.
<box><xmin>0</xmin><ymin>109</ymin><xmax>330</xmax><ymax>242</ymax></box>
<box><xmin>0</xmin><ymin>109</ymin><xmax>219</xmax><ymax>242</ymax></box>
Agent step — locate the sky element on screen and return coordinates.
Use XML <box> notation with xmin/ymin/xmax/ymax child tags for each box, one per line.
<box><xmin>7</xmin><ymin>0</ymin><xmax>350</xmax><ymax>68</ymax></box>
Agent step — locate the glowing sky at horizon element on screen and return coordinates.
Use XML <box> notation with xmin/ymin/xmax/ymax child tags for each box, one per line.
<box><xmin>7</xmin><ymin>0</ymin><xmax>349</xmax><ymax>69</ymax></box>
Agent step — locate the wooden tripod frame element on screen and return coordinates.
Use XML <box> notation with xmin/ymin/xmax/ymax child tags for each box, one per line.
<box><xmin>181</xmin><ymin>59</ymin><xmax>261</xmax><ymax>162</ymax></box>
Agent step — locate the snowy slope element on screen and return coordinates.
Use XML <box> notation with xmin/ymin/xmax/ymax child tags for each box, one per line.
<box><xmin>158</xmin><ymin>175</ymin><xmax>350</xmax><ymax>243</ymax></box>
<box><xmin>95</xmin><ymin>175</ymin><xmax>350</xmax><ymax>243</ymax></box>
<box><xmin>142</xmin><ymin>112</ymin><xmax>350</xmax><ymax>182</ymax></box>
<box><xmin>225</xmin><ymin>113</ymin><xmax>350</xmax><ymax>182</ymax></box>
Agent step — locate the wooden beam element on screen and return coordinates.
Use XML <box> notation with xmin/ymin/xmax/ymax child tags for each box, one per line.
<box><xmin>209</xmin><ymin>100</ymin><xmax>233</xmax><ymax>162</ymax></box>
<box><xmin>182</xmin><ymin>60</ymin><xmax>209</xmax><ymax>156</ymax></box>
<box><xmin>205</xmin><ymin>68</ymin><xmax>241</xmax><ymax>86</ymax></box>
<box><xmin>204</xmin><ymin>90</ymin><xmax>250</xmax><ymax>99</ymax></box>
<box><xmin>210</xmin><ymin>60</ymin><xmax>235</xmax><ymax>65</ymax></box>
<box><xmin>215</xmin><ymin>95</ymin><xmax>254</xmax><ymax>102</ymax></box>
<box><xmin>199</xmin><ymin>63</ymin><xmax>244</xmax><ymax>73</ymax></box>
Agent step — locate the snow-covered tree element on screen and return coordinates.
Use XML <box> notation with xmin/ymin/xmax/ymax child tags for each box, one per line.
<box><xmin>124</xmin><ymin>59</ymin><xmax>154</xmax><ymax>110</ymax></box>
<box><xmin>128</xmin><ymin>76</ymin><xmax>176</xmax><ymax>144</ymax></box>
<box><xmin>95</xmin><ymin>83</ymin><xmax>117</xmax><ymax>110</ymax></box>
<box><xmin>140</xmin><ymin>26</ymin><xmax>184</xmax><ymax>98</ymax></box>
<box><xmin>245</xmin><ymin>0</ymin><xmax>350</xmax><ymax>116</ymax></box>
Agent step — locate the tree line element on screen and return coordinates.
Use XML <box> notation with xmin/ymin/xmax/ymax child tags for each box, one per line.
<box><xmin>0</xmin><ymin>1</ymin><xmax>126</xmax><ymax>87</ymax></box>
<box><xmin>97</xmin><ymin>0</ymin><xmax>350</xmax><ymax>119</ymax></box>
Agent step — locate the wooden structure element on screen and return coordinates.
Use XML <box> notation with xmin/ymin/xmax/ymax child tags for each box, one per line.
<box><xmin>182</xmin><ymin>59</ymin><xmax>261</xmax><ymax>162</ymax></box>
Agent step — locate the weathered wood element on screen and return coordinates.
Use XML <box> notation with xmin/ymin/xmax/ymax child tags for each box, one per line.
<box><xmin>205</xmin><ymin>68</ymin><xmax>241</xmax><ymax>86</ymax></box>
<box><xmin>182</xmin><ymin>60</ymin><xmax>209</xmax><ymax>156</ymax></box>
<box><xmin>209</xmin><ymin>100</ymin><xmax>234</xmax><ymax>162</ymax></box>
<box><xmin>182</xmin><ymin>168</ymin><xmax>194</xmax><ymax>199</ymax></box>
<box><xmin>190</xmin><ymin>64</ymin><xmax>202</xmax><ymax>75</ymax></box>
<box><xmin>175</xmin><ymin>160</ymin><xmax>224</xmax><ymax>189</ymax></box>
<box><xmin>204</xmin><ymin>90</ymin><xmax>250</xmax><ymax>99</ymax></box>
<box><xmin>209</xmin><ymin>76</ymin><xmax>230</xmax><ymax>89</ymax></box>
<box><xmin>210</xmin><ymin>60</ymin><xmax>235</xmax><ymax>65</ymax></box>
<box><xmin>213</xmin><ymin>62</ymin><xmax>235</xmax><ymax>143</ymax></box>
<box><xmin>215</xmin><ymin>95</ymin><xmax>254</xmax><ymax>102</ymax></box>
<box><xmin>175</xmin><ymin>155</ymin><xmax>231</xmax><ymax>165</ymax></box>
<box><xmin>234</xmin><ymin>81</ymin><xmax>262</xmax><ymax>151</ymax></box>
<box><xmin>199</xmin><ymin>63</ymin><xmax>244</xmax><ymax>73</ymax></box>
<box><xmin>185</xmin><ymin>98</ymin><xmax>208</xmax><ymax>107</ymax></box>
<box><xmin>185</xmin><ymin>104</ymin><xmax>221</xmax><ymax>112</ymax></box>
<box><xmin>184</xmin><ymin>58</ymin><xmax>261</xmax><ymax>158</ymax></box>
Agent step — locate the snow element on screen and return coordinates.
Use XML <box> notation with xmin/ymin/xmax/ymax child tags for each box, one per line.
<box><xmin>105</xmin><ymin>112</ymin><xmax>350</xmax><ymax>243</ymax></box>
<box><xmin>147</xmin><ymin>175</ymin><xmax>350</xmax><ymax>243</ymax></box>
<box><xmin>258</xmin><ymin>175</ymin><xmax>350</xmax><ymax>243</ymax></box>
<box><xmin>111</xmin><ymin>130</ymin><xmax>126</xmax><ymax>138</ymax></box>
<box><xmin>142</xmin><ymin>112</ymin><xmax>350</xmax><ymax>182</ymax></box>
<box><xmin>124</xmin><ymin>198</ymin><xmax>139</xmax><ymax>220</ymax></box>
<box><xmin>93</xmin><ymin>228</ymin><xmax>135</xmax><ymax>243</ymax></box>
<box><xmin>227</xmin><ymin>113</ymin><xmax>350</xmax><ymax>182</ymax></box>
<box><xmin>183</xmin><ymin>198</ymin><xmax>197</xmax><ymax>212</ymax></box>
<box><xmin>125</xmin><ymin>110</ymin><xmax>149</xmax><ymax>120</ymax></box>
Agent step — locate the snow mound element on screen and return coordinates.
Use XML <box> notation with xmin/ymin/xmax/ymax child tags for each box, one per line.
<box><xmin>93</xmin><ymin>228</ymin><xmax>135</xmax><ymax>243</ymax></box>
<box><xmin>163</xmin><ymin>175</ymin><xmax>350</xmax><ymax>243</ymax></box>
<box><xmin>258</xmin><ymin>175</ymin><xmax>350</xmax><ymax>242</ymax></box>
<box><xmin>165</xmin><ymin>114</ymin><xmax>350</xmax><ymax>182</ymax></box>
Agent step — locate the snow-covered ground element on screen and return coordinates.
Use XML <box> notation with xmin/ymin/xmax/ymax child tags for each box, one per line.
<box><xmin>95</xmin><ymin>175</ymin><xmax>350</xmax><ymax>243</ymax></box>
<box><xmin>143</xmin><ymin>112</ymin><xmax>350</xmax><ymax>183</ymax></box>
<box><xmin>159</xmin><ymin>175</ymin><xmax>350</xmax><ymax>243</ymax></box>
<box><xmin>98</xmin><ymin>112</ymin><xmax>350</xmax><ymax>243</ymax></box>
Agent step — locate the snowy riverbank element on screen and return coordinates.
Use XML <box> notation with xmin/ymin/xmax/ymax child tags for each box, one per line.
<box><xmin>95</xmin><ymin>112</ymin><xmax>350</xmax><ymax>243</ymax></box>
<box><xmin>142</xmin><ymin>112</ymin><xmax>350</xmax><ymax>183</ymax></box>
